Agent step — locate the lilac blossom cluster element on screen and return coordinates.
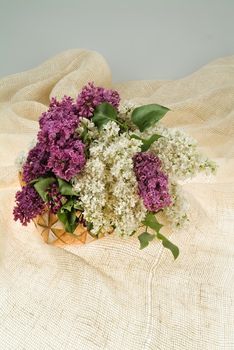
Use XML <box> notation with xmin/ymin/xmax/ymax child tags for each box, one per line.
<box><xmin>76</xmin><ymin>82</ymin><xmax>120</xmax><ymax>117</ymax></box>
<box><xmin>47</xmin><ymin>138</ymin><xmax>86</xmax><ymax>181</ymax></box>
<box><xmin>13</xmin><ymin>185</ymin><xmax>45</xmax><ymax>225</ymax></box>
<box><xmin>22</xmin><ymin>142</ymin><xmax>50</xmax><ymax>183</ymax></box>
<box><xmin>23</xmin><ymin>96</ymin><xmax>84</xmax><ymax>183</ymax></box>
<box><xmin>38</xmin><ymin>96</ymin><xmax>78</xmax><ymax>146</ymax></box>
<box><xmin>133</xmin><ymin>152</ymin><xmax>171</xmax><ymax>212</ymax></box>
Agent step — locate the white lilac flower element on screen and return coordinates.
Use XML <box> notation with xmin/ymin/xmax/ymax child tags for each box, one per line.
<box><xmin>142</xmin><ymin>125</ymin><xmax>217</xmax><ymax>180</ymax></box>
<box><xmin>163</xmin><ymin>182</ymin><xmax>189</xmax><ymax>227</ymax></box>
<box><xmin>118</xmin><ymin>100</ymin><xmax>139</xmax><ymax>130</ymax></box>
<box><xmin>76</xmin><ymin>117</ymin><xmax>99</xmax><ymax>140</ymax></box>
<box><xmin>119</xmin><ymin>100</ymin><xmax>138</xmax><ymax>115</ymax></box>
<box><xmin>73</xmin><ymin>121</ymin><xmax>146</xmax><ymax>237</ymax></box>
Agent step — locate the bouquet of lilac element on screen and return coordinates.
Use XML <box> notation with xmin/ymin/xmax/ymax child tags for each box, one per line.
<box><xmin>13</xmin><ymin>83</ymin><xmax>216</xmax><ymax>258</ymax></box>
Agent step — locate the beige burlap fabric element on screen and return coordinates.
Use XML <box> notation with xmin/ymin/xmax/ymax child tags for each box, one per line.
<box><xmin>0</xmin><ymin>49</ymin><xmax>233</xmax><ymax>350</ymax></box>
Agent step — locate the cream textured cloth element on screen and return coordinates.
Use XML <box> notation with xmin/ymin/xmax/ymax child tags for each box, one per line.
<box><xmin>0</xmin><ymin>49</ymin><xmax>233</xmax><ymax>350</ymax></box>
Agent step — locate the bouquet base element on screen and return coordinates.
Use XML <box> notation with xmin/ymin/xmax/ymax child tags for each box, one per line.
<box><xmin>33</xmin><ymin>212</ymin><xmax>97</xmax><ymax>247</ymax></box>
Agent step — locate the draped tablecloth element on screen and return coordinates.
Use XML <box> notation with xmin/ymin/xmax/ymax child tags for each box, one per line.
<box><xmin>0</xmin><ymin>49</ymin><xmax>233</xmax><ymax>350</ymax></box>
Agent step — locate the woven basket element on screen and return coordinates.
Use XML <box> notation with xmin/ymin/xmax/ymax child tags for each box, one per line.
<box><xmin>18</xmin><ymin>173</ymin><xmax>98</xmax><ymax>247</ymax></box>
<box><xmin>33</xmin><ymin>211</ymin><xmax>97</xmax><ymax>247</ymax></box>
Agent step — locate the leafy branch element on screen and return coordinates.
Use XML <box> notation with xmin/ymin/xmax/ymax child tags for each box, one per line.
<box><xmin>138</xmin><ymin>212</ymin><xmax>179</xmax><ymax>259</ymax></box>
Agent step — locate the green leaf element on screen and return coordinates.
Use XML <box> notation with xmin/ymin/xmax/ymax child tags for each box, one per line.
<box><xmin>29</xmin><ymin>178</ymin><xmax>40</xmax><ymax>185</ymax></box>
<box><xmin>92</xmin><ymin>102</ymin><xmax>118</xmax><ymax>129</ymax></box>
<box><xmin>131</xmin><ymin>133</ymin><xmax>162</xmax><ymax>152</ymax></box>
<box><xmin>141</xmin><ymin>134</ymin><xmax>162</xmax><ymax>151</ymax></box>
<box><xmin>60</xmin><ymin>198</ymin><xmax>74</xmax><ymax>212</ymax></box>
<box><xmin>156</xmin><ymin>232</ymin><xmax>179</xmax><ymax>260</ymax></box>
<box><xmin>57</xmin><ymin>208</ymin><xmax>77</xmax><ymax>233</ymax></box>
<box><xmin>131</xmin><ymin>104</ymin><xmax>170</xmax><ymax>132</ymax></box>
<box><xmin>73</xmin><ymin>201</ymin><xmax>84</xmax><ymax>211</ymax></box>
<box><xmin>58</xmin><ymin>198</ymin><xmax>82</xmax><ymax>233</ymax></box>
<box><xmin>57</xmin><ymin>178</ymin><xmax>78</xmax><ymax>196</ymax></box>
<box><xmin>130</xmin><ymin>134</ymin><xmax>142</xmax><ymax>141</ymax></box>
<box><xmin>86</xmin><ymin>221</ymin><xmax>94</xmax><ymax>231</ymax></box>
<box><xmin>60</xmin><ymin>198</ymin><xmax>83</xmax><ymax>213</ymax></box>
<box><xmin>141</xmin><ymin>212</ymin><xmax>180</xmax><ymax>259</ymax></box>
<box><xmin>142</xmin><ymin>212</ymin><xmax>163</xmax><ymax>232</ymax></box>
<box><xmin>138</xmin><ymin>232</ymin><xmax>156</xmax><ymax>250</ymax></box>
<box><xmin>33</xmin><ymin>177</ymin><xmax>56</xmax><ymax>202</ymax></box>
<box><xmin>57</xmin><ymin>210</ymin><xmax>67</xmax><ymax>226</ymax></box>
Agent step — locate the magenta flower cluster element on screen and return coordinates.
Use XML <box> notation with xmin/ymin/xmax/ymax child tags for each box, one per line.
<box><xmin>38</xmin><ymin>96</ymin><xmax>78</xmax><ymax>147</ymax></box>
<box><xmin>48</xmin><ymin>138</ymin><xmax>86</xmax><ymax>181</ymax></box>
<box><xmin>133</xmin><ymin>152</ymin><xmax>171</xmax><ymax>212</ymax></box>
<box><xmin>23</xmin><ymin>96</ymin><xmax>84</xmax><ymax>183</ymax></box>
<box><xmin>13</xmin><ymin>185</ymin><xmax>45</xmax><ymax>225</ymax></box>
<box><xmin>76</xmin><ymin>82</ymin><xmax>120</xmax><ymax>117</ymax></box>
<box><xmin>22</xmin><ymin>142</ymin><xmax>50</xmax><ymax>183</ymax></box>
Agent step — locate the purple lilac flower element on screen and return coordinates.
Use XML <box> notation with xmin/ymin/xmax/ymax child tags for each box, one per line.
<box><xmin>38</xmin><ymin>96</ymin><xmax>79</xmax><ymax>146</ymax></box>
<box><xmin>48</xmin><ymin>138</ymin><xmax>86</xmax><ymax>181</ymax></box>
<box><xmin>22</xmin><ymin>96</ymin><xmax>87</xmax><ymax>183</ymax></box>
<box><xmin>133</xmin><ymin>152</ymin><xmax>171</xmax><ymax>212</ymax></box>
<box><xmin>76</xmin><ymin>82</ymin><xmax>120</xmax><ymax>118</ymax></box>
<box><xmin>22</xmin><ymin>142</ymin><xmax>50</xmax><ymax>183</ymax></box>
<box><xmin>13</xmin><ymin>185</ymin><xmax>45</xmax><ymax>225</ymax></box>
<box><xmin>47</xmin><ymin>183</ymin><xmax>64</xmax><ymax>214</ymax></box>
